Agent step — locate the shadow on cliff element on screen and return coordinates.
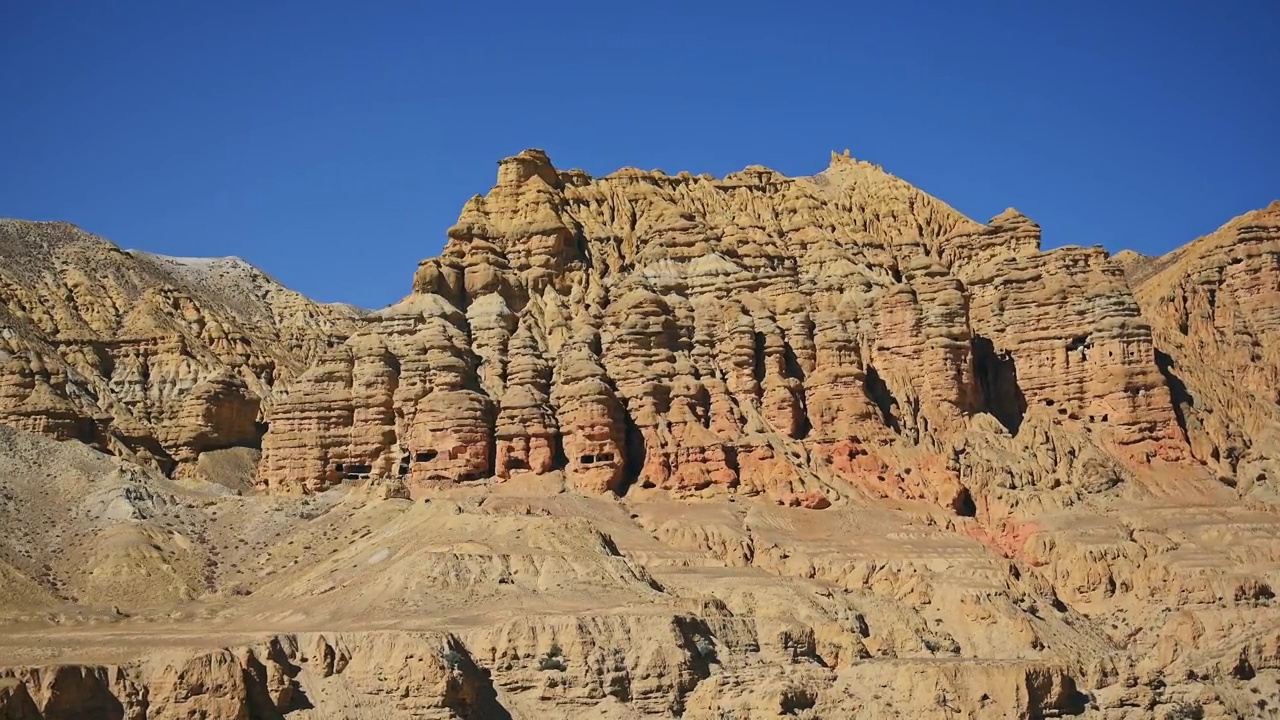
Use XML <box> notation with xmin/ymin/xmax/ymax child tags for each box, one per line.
<box><xmin>863</xmin><ymin>365</ymin><xmax>900</xmax><ymax>432</ymax></box>
<box><xmin>1155</xmin><ymin>349</ymin><xmax>1193</xmax><ymax>444</ymax></box>
<box><xmin>459</xmin><ymin>650</ymin><xmax>515</xmax><ymax>720</ymax></box>
<box><xmin>972</xmin><ymin>336</ymin><xmax>1027</xmax><ymax>435</ymax></box>
<box><xmin>618</xmin><ymin>404</ymin><xmax>647</xmax><ymax>497</ymax></box>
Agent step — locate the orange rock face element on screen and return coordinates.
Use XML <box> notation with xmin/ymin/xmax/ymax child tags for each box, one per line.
<box><xmin>256</xmin><ymin>150</ymin><xmax>1189</xmax><ymax>504</ymax></box>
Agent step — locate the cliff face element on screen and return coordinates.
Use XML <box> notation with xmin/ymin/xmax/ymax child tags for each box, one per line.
<box><xmin>259</xmin><ymin>150</ymin><xmax>1184</xmax><ymax>508</ymax></box>
<box><xmin>1124</xmin><ymin>201</ymin><xmax>1280</xmax><ymax>500</ymax></box>
<box><xmin>4</xmin><ymin>154</ymin><xmax>1280</xmax><ymax>720</ymax></box>
<box><xmin>0</xmin><ymin>220</ymin><xmax>361</xmax><ymax>474</ymax></box>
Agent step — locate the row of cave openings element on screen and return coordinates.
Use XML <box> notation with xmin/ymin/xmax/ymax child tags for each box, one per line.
<box><xmin>333</xmin><ymin>449</ymin><xmax>481</xmax><ymax>483</ymax></box>
<box><xmin>332</xmin><ymin>449</ymin><xmax>621</xmax><ymax>484</ymax></box>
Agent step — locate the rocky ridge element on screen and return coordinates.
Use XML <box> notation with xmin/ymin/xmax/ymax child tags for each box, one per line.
<box><xmin>259</xmin><ymin>150</ymin><xmax>1184</xmax><ymax>510</ymax></box>
<box><xmin>1123</xmin><ymin>202</ymin><xmax>1280</xmax><ymax>500</ymax></box>
<box><xmin>1</xmin><ymin>152</ymin><xmax>1279</xmax><ymax>719</ymax></box>
<box><xmin>0</xmin><ymin>219</ymin><xmax>361</xmax><ymax>475</ymax></box>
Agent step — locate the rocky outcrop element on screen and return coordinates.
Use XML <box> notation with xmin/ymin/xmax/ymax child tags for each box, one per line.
<box><xmin>5</xmin><ymin>403</ymin><xmax>1280</xmax><ymax>719</ymax></box>
<box><xmin>0</xmin><ymin>627</ymin><xmax>1096</xmax><ymax>720</ymax></box>
<box><xmin>0</xmin><ymin>632</ymin><xmax>495</xmax><ymax>720</ymax></box>
<box><xmin>6</xmin><ymin>154</ymin><xmax>1280</xmax><ymax>720</ymax></box>
<box><xmin>0</xmin><ymin>220</ymin><xmax>361</xmax><ymax>473</ymax></box>
<box><xmin>259</xmin><ymin>150</ymin><xmax>1187</xmax><ymax>507</ymax></box>
<box><xmin>1124</xmin><ymin>202</ymin><xmax>1280</xmax><ymax>487</ymax></box>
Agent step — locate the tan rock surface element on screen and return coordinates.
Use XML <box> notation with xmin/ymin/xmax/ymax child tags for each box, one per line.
<box><xmin>1125</xmin><ymin>202</ymin><xmax>1280</xmax><ymax>493</ymax></box>
<box><xmin>259</xmin><ymin>150</ymin><xmax>1183</xmax><ymax>511</ymax></box>
<box><xmin>0</xmin><ymin>219</ymin><xmax>361</xmax><ymax>473</ymax></box>
<box><xmin>2</xmin><ymin>154</ymin><xmax>1280</xmax><ymax>719</ymax></box>
<box><xmin>4</xmin><ymin>418</ymin><xmax>1279</xmax><ymax>718</ymax></box>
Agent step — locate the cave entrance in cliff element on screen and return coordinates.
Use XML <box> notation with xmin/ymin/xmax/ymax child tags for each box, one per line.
<box><xmin>972</xmin><ymin>336</ymin><xmax>1027</xmax><ymax>435</ymax></box>
<box><xmin>580</xmin><ymin>452</ymin><xmax>615</xmax><ymax>465</ymax></box>
<box><xmin>618</xmin><ymin>408</ymin><xmax>647</xmax><ymax>496</ymax></box>
<box><xmin>337</xmin><ymin>462</ymin><xmax>373</xmax><ymax>480</ymax></box>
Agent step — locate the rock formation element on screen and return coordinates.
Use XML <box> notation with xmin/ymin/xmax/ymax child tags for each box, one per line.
<box><xmin>3</xmin><ymin>153</ymin><xmax>1280</xmax><ymax>719</ymax></box>
<box><xmin>0</xmin><ymin>219</ymin><xmax>361</xmax><ymax>475</ymax></box>
<box><xmin>258</xmin><ymin>150</ymin><xmax>1184</xmax><ymax>511</ymax></box>
<box><xmin>1123</xmin><ymin>202</ymin><xmax>1280</xmax><ymax>496</ymax></box>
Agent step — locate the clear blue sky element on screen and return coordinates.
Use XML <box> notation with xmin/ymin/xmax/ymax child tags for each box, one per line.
<box><xmin>3</xmin><ymin>1</ymin><xmax>1277</xmax><ymax>308</ymax></box>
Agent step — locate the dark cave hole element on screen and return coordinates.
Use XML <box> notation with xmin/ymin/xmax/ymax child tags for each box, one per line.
<box><xmin>552</xmin><ymin>434</ymin><xmax>569</xmax><ymax>470</ymax></box>
<box><xmin>972</xmin><ymin>336</ymin><xmax>1027</xmax><ymax>435</ymax></box>
<box><xmin>952</xmin><ymin>488</ymin><xmax>977</xmax><ymax>517</ymax></box>
<box><xmin>619</xmin><ymin>405</ymin><xmax>647</xmax><ymax>496</ymax></box>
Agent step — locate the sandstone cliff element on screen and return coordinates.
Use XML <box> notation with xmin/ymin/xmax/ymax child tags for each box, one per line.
<box><xmin>3</xmin><ymin>153</ymin><xmax>1280</xmax><ymax>720</ymax></box>
<box><xmin>0</xmin><ymin>219</ymin><xmax>361</xmax><ymax>474</ymax></box>
<box><xmin>259</xmin><ymin>150</ymin><xmax>1184</xmax><ymax>511</ymax></box>
<box><xmin>1123</xmin><ymin>202</ymin><xmax>1280</xmax><ymax>502</ymax></box>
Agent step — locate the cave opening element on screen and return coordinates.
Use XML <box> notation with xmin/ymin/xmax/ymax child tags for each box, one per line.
<box><xmin>552</xmin><ymin>435</ymin><xmax>569</xmax><ymax>470</ymax></box>
<box><xmin>972</xmin><ymin>336</ymin><xmax>1027</xmax><ymax>435</ymax></box>
<box><xmin>339</xmin><ymin>462</ymin><xmax>372</xmax><ymax>480</ymax></box>
<box><xmin>619</xmin><ymin>406</ymin><xmax>647</xmax><ymax>496</ymax></box>
<box><xmin>577</xmin><ymin>452</ymin><xmax>618</xmax><ymax>466</ymax></box>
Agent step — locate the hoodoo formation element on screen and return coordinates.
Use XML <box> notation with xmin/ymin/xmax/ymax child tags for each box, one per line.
<box><xmin>257</xmin><ymin>149</ymin><xmax>1183</xmax><ymax>507</ymax></box>
<box><xmin>1</xmin><ymin>152</ymin><xmax>1279</xmax><ymax>719</ymax></box>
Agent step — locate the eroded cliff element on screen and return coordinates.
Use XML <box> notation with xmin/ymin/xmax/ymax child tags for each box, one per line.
<box><xmin>0</xmin><ymin>220</ymin><xmax>361</xmax><ymax>475</ymax></box>
<box><xmin>259</xmin><ymin>150</ymin><xmax>1184</xmax><ymax>511</ymax></box>
<box><xmin>2</xmin><ymin>153</ymin><xmax>1280</xmax><ymax>720</ymax></box>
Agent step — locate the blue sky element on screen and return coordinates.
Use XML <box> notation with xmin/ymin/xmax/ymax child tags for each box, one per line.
<box><xmin>2</xmin><ymin>1</ymin><xmax>1277</xmax><ymax>308</ymax></box>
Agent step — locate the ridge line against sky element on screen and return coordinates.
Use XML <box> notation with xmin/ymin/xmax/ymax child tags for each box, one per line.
<box><xmin>2</xmin><ymin>0</ymin><xmax>1277</xmax><ymax>308</ymax></box>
